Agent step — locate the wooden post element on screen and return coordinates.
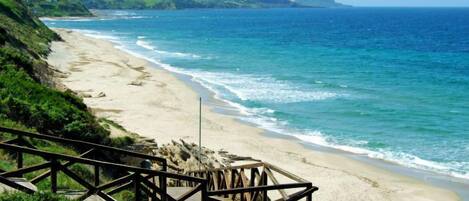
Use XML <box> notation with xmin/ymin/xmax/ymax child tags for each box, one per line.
<box><xmin>262</xmin><ymin>171</ymin><xmax>268</xmax><ymax>201</ymax></box>
<box><xmin>51</xmin><ymin>159</ymin><xmax>58</xmax><ymax>193</ymax></box>
<box><xmin>160</xmin><ymin>174</ymin><xmax>167</xmax><ymax>201</ymax></box>
<box><xmin>134</xmin><ymin>173</ymin><xmax>141</xmax><ymax>201</ymax></box>
<box><xmin>306</xmin><ymin>183</ymin><xmax>313</xmax><ymax>201</ymax></box>
<box><xmin>94</xmin><ymin>165</ymin><xmax>100</xmax><ymax>186</ymax></box>
<box><xmin>17</xmin><ymin>151</ymin><xmax>23</xmax><ymax>169</ymax></box>
<box><xmin>201</xmin><ymin>180</ymin><xmax>208</xmax><ymax>201</ymax></box>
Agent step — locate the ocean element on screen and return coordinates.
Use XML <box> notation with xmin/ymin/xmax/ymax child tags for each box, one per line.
<box><xmin>43</xmin><ymin>8</ymin><xmax>469</xmax><ymax>182</ymax></box>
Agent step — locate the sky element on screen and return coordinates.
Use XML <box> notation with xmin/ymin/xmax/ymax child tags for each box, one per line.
<box><xmin>337</xmin><ymin>0</ymin><xmax>469</xmax><ymax>7</ymax></box>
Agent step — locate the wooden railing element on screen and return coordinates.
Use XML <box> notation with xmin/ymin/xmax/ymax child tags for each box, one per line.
<box><xmin>0</xmin><ymin>126</ymin><xmax>167</xmax><ymax>171</ymax></box>
<box><xmin>0</xmin><ymin>126</ymin><xmax>211</xmax><ymax>200</ymax></box>
<box><xmin>0</xmin><ymin>142</ymin><xmax>209</xmax><ymax>201</ymax></box>
<box><xmin>0</xmin><ymin>126</ymin><xmax>318</xmax><ymax>201</ymax></box>
<box><xmin>183</xmin><ymin>162</ymin><xmax>318</xmax><ymax>201</ymax></box>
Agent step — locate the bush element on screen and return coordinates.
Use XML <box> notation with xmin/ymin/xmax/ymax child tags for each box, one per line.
<box><xmin>110</xmin><ymin>136</ymin><xmax>135</xmax><ymax>148</ymax></box>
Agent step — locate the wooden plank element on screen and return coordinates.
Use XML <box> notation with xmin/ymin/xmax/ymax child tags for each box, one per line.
<box><xmin>263</xmin><ymin>163</ymin><xmax>308</xmax><ymax>183</ymax></box>
<box><xmin>189</xmin><ymin>163</ymin><xmax>264</xmax><ymax>173</ymax></box>
<box><xmin>264</xmin><ymin>168</ymin><xmax>288</xmax><ymax>200</ymax></box>
<box><xmin>250</xmin><ymin>170</ymin><xmax>263</xmax><ymax>201</ymax></box>
<box><xmin>0</xmin><ymin>143</ymin><xmax>205</xmax><ymax>183</ymax></box>
<box><xmin>31</xmin><ymin>148</ymin><xmax>95</xmax><ymax>184</ymax></box>
<box><xmin>94</xmin><ymin>165</ymin><xmax>100</xmax><ymax>186</ymax></box>
<box><xmin>224</xmin><ymin>170</ymin><xmax>231</xmax><ymax>190</ymax></box>
<box><xmin>239</xmin><ymin>169</ymin><xmax>251</xmax><ymax>201</ymax></box>
<box><xmin>107</xmin><ymin>181</ymin><xmax>132</xmax><ymax>195</ymax></box>
<box><xmin>98</xmin><ymin>174</ymin><xmax>134</xmax><ymax>191</ymax></box>
<box><xmin>0</xmin><ymin>127</ymin><xmax>166</xmax><ymax>164</ymax></box>
<box><xmin>207</xmin><ymin>183</ymin><xmax>311</xmax><ymax>196</ymax></box>
<box><xmin>213</xmin><ymin>171</ymin><xmax>219</xmax><ymax>190</ymax></box>
<box><xmin>1</xmin><ymin>162</ymin><xmax>51</xmax><ymax>177</ymax></box>
<box><xmin>60</xmin><ymin>164</ymin><xmax>96</xmax><ymax>190</ymax></box>
<box><xmin>17</xmin><ymin>151</ymin><xmax>23</xmax><ymax>169</ymax></box>
<box><xmin>140</xmin><ymin>176</ymin><xmax>177</xmax><ymax>201</ymax></box>
<box><xmin>284</xmin><ymin>187</ymin><xmax>317</xmax><ymax>201</ymax></box>
<box><xmin>51</xmin><ymin>159</ymin><xmax>58</xmax><ymax>193</ymax></box>
<box><xmin>176</xmin><ymin>184</ymin><xmax>202</xmax><ymax>201</ymax></box>
<box><xmin>96</xmin><ymin>191</ymin><xmax>118</xmax><ymax>201</ymax></box>
<box><xmin>134</xmin><ymin>173</ymin><xmax>141</xmax><ymax>201</ymax></box>
<box><xmin>0</xmin><ymin>176</ymin><xmax>36</xmax><ymax>194</ymax></box>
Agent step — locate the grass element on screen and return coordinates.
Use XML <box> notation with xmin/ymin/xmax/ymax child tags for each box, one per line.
<box><xmin>0</xmin><ymin>2</ymin><xmax>135</xmax><ymax>199</ymax></box>
<box><xmin>0</xmin><ymin>130</ymin><xmax>96</xmax><ymax>191</ymax></box>
<box><xmin>99</xmin><ymin>118</ymin><xmax>127</xmax><ymax>132</ymax></box>
<box><xmin>0</xmin><ymin>192</ymin><xmax>73</xmax><ymax>201</ymax></box>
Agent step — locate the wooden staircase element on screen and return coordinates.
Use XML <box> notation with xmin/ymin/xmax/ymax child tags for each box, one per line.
<box><xmin>0</xmin><ymin>126</ymin><xmax>317</xmax><ymax>201</ymax></box>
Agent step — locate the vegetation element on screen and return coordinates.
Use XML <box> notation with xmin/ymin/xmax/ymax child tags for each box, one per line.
<box><xmin>0</xmin><ymin>192</ymin><xmax>73</xmax><ymax>201</ymax></box>
<box><xmin>82</xmin><ymin>0</ymin><xmax>343</xmax><ymax>9</ymax></box>
<box><xmin>0</xmin><ymin>1</ymin><xmax>136</xmax><ymax>198</ymax></box>
<box><xmin>0</xmin><ymin>0</ymin><xmax>113</xmax><ymax>145</ymax></box>
<box><xmin>25</xmin><ymin>0</ymin><xmax>92</xmax><ymax>17</ymax></box>
<box><xmin>21</xmin><ymin>0</ymin><xmax>344</xmax><ymax>17</ymax></box>
<box><xmin>0</xmin><ymin>131</ymin><xmax>97</xmax><ymax>192</ymax></box>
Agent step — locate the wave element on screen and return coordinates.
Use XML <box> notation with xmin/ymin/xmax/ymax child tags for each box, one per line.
<box><xmin>135</xmin><ymin>38</ymin><xmax>202</xmax><ymax>59</ymax></box>
<box><xmin>132</xmin><ymin>52</ymin><xmax>469</xmax><ymax>181</ymax></box>
<box><xmin>76</xmin><ymin>29</ymin><xmax>469</xmax><ymax>181</ymax></box>
<box><xmin>186</xmin><ymin>71</ymin><xmax>341</xmax><ymax>103</ymax></box>
<box><xmin>72</xmin><ymin>29</ymin><xmax>120</xmax><ymax>41</ymax></box>
<box><xmin>41</xmin><ymin>17</ymin><xmax>96</xmax><ymax>22</ymax></box>
<box><xmin>294</xmin><ymin>132</ymin><xmax>469</xmax><ymax>180</ymax></box>
<box><xmin>136</xmin><ymin>39</ymin><xmax>156</xmax><ymax>50</ymax></box>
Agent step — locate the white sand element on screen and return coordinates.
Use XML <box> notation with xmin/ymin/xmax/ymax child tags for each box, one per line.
<box><xmin>47</xmin><ymin>29</ymin><xmax>460</xmax><ymax>201</ymax></box>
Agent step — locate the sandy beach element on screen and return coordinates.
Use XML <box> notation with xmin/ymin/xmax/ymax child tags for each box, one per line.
<box><xmin>47</xmin><ymin>29</ymin><xmax>460</xmax><ymax>201</ymax></box>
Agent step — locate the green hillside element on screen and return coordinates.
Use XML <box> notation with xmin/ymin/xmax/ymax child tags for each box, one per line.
<box><xmin>82</xmin><ymin>0</ymin><xmax>343</xmax><ymax>9</ymax></box>
<box><xmin>23</xmin><ymin>0</ymin><xmax>344</xmax><ymax>17</ymax></box>
<box><xmin>0</xmin><ymin>1</ymin><xmax>137</xmax><ymax>199</ymax></box>
<box><xmin>0</xmin><ymin>0</ymin><xmax>127</xmax><ymax>150</ymax></box>
<box><xmin>25</xmin><ymin>0</ymin><xmax>92</xmax><ymax>17</ymax></box>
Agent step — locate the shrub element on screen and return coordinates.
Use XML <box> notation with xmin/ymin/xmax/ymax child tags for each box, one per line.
<box><xmin>110</xmin><ymin>136</ymin><xmax>135</xmax><ymax>148</ymax></box>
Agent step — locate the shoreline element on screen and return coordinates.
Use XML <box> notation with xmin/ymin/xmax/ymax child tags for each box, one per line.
<box><xmin>170</xmin><ymin>51</ymin><xmax>469</xmax><ymax>200</ymax></box>
<box><xmin>47</xmin><ymin>28</ymin><xmax>462</xmax><ymax>201</ymax></box>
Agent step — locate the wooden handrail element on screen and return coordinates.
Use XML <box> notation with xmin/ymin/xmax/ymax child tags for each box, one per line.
<box><xmin>264</xmin><ymin>162</ymin><xmax>309</xmax><ymax>183</ymax></box>
<box><xmin>183</xmin><ymin>161</ymin><xmax>318</xmax><ymax>200</ymax></box>
<box><xmin>0</xmin><ymin>126</ymin><xmax>166</xmax><ymax>165</ymax></box>
<box><xmin>207</xmin><ymin>183</ymin><xmax>312</xmax><ymax>196</ymax></box>
<box><xmin>0</xmin><ymin>142</ymin><xmax>204</xmax><ymax>183</ymax></box>
<box><xmin>188</xmin><ymin>162</ymin><xmax>265</xmax><ymax>173</ymax></box>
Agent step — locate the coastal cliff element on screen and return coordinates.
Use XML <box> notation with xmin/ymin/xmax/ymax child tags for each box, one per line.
<box><xmin>82</xmin><ymin>0</ymin><xmax>344</xmax><ymax>9</ymax></box>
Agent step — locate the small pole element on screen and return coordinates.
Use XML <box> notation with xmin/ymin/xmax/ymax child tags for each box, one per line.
<box><xmin>199</xmin><ymin>97</ymin><xmax>202</xmax><ymax>171</ymax></box>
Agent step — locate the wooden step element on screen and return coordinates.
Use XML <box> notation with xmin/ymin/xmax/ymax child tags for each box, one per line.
<box><xmin>0</xmin><ymin>177</ymin><xmax>37</xmax><ymax>193</ymax></box>
<box><xmin>168</xmin><ymin>187</ymin><xmax>201</xmax><ymax>201</ymax></box>
<box><xmin>167</xmin><ymin>187</ymin><xmax>230</xmax><ymax>201</ymax></box>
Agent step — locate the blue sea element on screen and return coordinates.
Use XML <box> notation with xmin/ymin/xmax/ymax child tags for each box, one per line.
<box><xmin>44</xmin><ymin>8</ymin><xmax>469</xmax><ymax>181</ymax></box>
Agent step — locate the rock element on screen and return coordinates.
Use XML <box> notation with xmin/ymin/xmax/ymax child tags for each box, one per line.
<box><xmin>129</xmin><ymin>80</ymin><xmax>143</xmax><ymax>86</ymax></box>
<box><xmin>78</xmin><ymin>92</ymin><xmax>92</xmax><ymax>98</ymax></box>
<box><xmin>97</xmin><ymin>92</ymin><xmax>106</xmax><ymax>98</ymax></box>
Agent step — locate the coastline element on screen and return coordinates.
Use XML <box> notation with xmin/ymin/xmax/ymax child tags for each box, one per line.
<box><xmin>47</xmin><ymin>29</ymin><xmax>461</xmax><ymax>201</ymax></box>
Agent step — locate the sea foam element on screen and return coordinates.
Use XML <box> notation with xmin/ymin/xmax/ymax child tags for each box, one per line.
<box><xmin>66</xmin><ymin>28</ymin><xmax>469</xmax><ymax>182</ymax></box>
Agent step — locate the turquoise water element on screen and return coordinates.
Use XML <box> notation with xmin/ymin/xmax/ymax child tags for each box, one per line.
<box><xmin>44</xmin><ymin>8</ymin><xmax>469</xmax><ymax>180</ymax></box>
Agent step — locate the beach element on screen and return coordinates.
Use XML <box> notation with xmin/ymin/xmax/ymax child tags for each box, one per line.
<box><xmin>47</xmin><ymin>29</ymin><xmax>460</xmax><ymax>201</ymax></box>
